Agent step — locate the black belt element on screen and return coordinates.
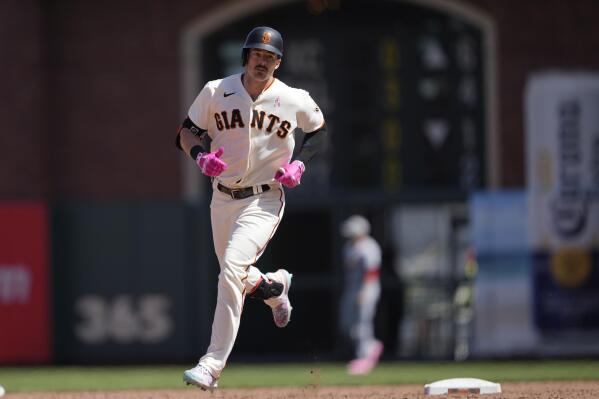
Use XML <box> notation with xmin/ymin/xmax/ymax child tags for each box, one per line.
<box><xmin>217</xmin><ymin>183</ymin><xmax>271</xmax><ymax>200</ymax></box>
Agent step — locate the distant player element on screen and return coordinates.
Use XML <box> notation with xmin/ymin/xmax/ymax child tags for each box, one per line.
<box><xmin>339</xmin><ymin>215</ymin><xmax>384</xmax><ymax>375</ymax></box>
<box><xmin>176</xmin><ymin>26</ymin><xmax>326</xmax><ymax>391</ymax></box>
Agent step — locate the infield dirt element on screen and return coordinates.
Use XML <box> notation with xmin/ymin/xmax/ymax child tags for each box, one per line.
<box><xmin>6</xmin><ymin>381</ymin><xmax>599</xmax><ymax>398</ymax></box>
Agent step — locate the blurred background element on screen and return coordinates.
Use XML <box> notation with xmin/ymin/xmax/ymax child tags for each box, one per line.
<box><xmin>1</xmin><ymin>0</ymin><xmax>598</xmax><ymax>366</ymax></box>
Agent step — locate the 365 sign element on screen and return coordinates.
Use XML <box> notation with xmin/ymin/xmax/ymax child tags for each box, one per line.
<box><xmin>74</xmin><ymin>294</ymin><xmax>173</xmax><ymax>344</ymax></box>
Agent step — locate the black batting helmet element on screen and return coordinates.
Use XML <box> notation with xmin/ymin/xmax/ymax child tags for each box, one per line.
<box><xmin>241</xmin><ymin>26</ymin><xmax>283</xmax><ymax>65</ymax></box>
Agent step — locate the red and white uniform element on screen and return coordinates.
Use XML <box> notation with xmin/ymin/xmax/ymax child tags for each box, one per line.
<box><xmin>187</xmin><ymin>73</ymin><xmax>324</xmax><ymax>376</ymax></box>
<box><xmin>340</xmin><ymin>236</ymin><xmax>382</xmax><ymax>359</ymax></box>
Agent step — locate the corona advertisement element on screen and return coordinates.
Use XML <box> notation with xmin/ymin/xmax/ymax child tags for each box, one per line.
<box><xmin>526</xmin><ymin>72</ymin><xmax>599</xmax><ymax>330</ymax></box>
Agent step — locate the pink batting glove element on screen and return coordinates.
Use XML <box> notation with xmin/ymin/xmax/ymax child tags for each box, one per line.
<box><xmin>275</xmin><ymin>160</ymin><xmax>305</xmax><ymax>188</ymax></box>
<box><xmin>197</xmin><ymin>147</ymin><xmax>228</xmax><ymax>177</ymax></box>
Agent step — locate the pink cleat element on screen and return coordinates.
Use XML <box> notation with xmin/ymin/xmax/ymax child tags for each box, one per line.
<box><xmin>347</xmin><ymin>341</ymin><xmax>384</xmax><ymax>375</ymax></box>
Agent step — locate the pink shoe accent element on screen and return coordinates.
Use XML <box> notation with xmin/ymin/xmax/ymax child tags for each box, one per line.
<box><xmin>347</xmin><ymin>358</ymin><xmax>374</xmax><ymax>375</ymax></box>
<box><xmin>347</xmin><ymin>341</ymin><xmax>384</xmax><ymax>375</ymax></box>
<box><xmin>368</xmin><ymin>341</ymin><xmax>384</xmax><ymax>361</ymax></box>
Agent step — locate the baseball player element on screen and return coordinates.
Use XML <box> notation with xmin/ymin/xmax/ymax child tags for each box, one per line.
<box><xmin>339</xmin><ymin>215</ymin><xmax>384</xmax><ymax>375</ymax></box>
<box><xmin>176</xmin><ymin>26</ymin><xmax>326</xmax><ymax>391</ymax></box>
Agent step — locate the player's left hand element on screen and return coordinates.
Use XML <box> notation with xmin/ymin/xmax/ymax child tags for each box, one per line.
<box><xmin>275</xmin><ymin>160</ymin><xmax>305</xmax><ymax>188</ymax></box>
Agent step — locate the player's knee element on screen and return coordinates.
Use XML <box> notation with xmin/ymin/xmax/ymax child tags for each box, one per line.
<box><xmin>218</xmin><ymin>268</ymin><xmax>244</xmax><ymax>293</ymax></box>
<box><xmin>222</xmin><ymin>249</ymin><xmax>250</xmax><ymax>271</ymax></box>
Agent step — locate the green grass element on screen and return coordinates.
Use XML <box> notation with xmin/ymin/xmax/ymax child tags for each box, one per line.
<box><xmin>0</xmin><ymin>361</ymin><xmax>598</xmax><ymax>392</ymax></box>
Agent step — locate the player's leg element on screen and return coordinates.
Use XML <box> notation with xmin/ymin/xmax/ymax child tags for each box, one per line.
<box><xmin>235</xmin><ymin>189</ymin><xmax>292</xmax><ymax>327</ymax></box>
<box><xmin>199</xmin><ymin>187</ymin><xmax>286</xmax><ymax>374</ymax></box>
<box><xmin>347</xmin><ymin>281</ymin><xmax>383</xmax><ymax>375</ymax></box>
<box><xmin>184</xmin><ymin>190</ymin><xmax>239</xmax><ymax>390</ymax></box>
<box><xmin>339</xmin><ymin>289</ymin><xmax>359</xmax><ymax>357</ymax></box>
<box><xmin>184</xmin><ymin>188</ymin><xmax>239</xmax><ymax>389</ymax></box>
<box><xmin>230</xmin><ymin>188</ymin><xmax>292</xmax><ymax>327</ymax></box>
<box><xmin>356</xmin><ymin>281</ymin><xmax>382</xmax><ymax>358</ymax></box>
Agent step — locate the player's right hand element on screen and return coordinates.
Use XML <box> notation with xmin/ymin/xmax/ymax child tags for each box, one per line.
<box><xmin>197</xmin><ymin>147</ymin><xmax>228</xmax><ymax>176</ymax></box>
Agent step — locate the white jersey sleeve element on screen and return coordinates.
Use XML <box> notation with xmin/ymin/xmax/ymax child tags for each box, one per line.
<box><xmin>187</xmin><ymin>83</ymin><xmax>216</xmax><ymax>132</ymax></box>
<box><xmin>296</xmin><ymin>89</ymin><xmax>325</xmax><ymax>133</ymax></box>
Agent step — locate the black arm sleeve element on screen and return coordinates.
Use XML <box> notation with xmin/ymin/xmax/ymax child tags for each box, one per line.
<box><xmin>175</xmin><ymin>117</ymin><xmax>212</xmax><ymax>155</ymax></box>
<box><xmin>295</xmin><ymin>125</ymin><xmax>327</xmax><ymax>164</ymax></box>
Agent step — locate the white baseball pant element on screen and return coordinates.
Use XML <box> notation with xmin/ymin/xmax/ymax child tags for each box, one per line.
<box><xmin>199</xmin><ymin>182</ymin><xmax>285</xmax><ymax>376</ymax></box>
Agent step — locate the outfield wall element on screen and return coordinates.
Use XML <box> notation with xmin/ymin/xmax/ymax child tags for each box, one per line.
<box><xmin>48</xmin><ymin>201</ymin><xmax>344</xmax><ymax>364</ymax></box>
<box><xmin>1</xmin><ymin>197</ymin><xmax>598</xmax><ymax>364</ymax></box>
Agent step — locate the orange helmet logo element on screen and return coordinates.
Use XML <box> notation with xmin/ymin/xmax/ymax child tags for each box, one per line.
<box><xmin>262</xmin><ymin>31</ymin><xmax>271</xmax><ymax>44</ymax></box>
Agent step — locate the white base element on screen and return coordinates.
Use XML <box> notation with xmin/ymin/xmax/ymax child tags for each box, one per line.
<box><xmin>424</xmin><ymin>378</ymin><xmax>501</xmax><ymax>395</ymax></box>
<box><xmin>0</xmin><ymin>384</ymin><xmax>5</xmax><ymax>397</ymax></box>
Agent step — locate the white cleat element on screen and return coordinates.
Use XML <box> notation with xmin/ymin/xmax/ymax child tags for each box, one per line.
<box><xmin>183</xmin><ymin>363</ymin><xmax>218</xmax><ymax>392</ymax></box>
<box><xmin>264</xmin><ymin>269</ymin><xmax>293</xmax><ymax>328</ymax></box>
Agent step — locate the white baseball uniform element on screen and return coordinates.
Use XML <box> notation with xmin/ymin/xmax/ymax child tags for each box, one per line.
<box><xmin>339</xmin><ymin>235</ymin><xmax>382</xmax><ymax>359</ymax></box>
<box><xmin>187</xmin><ymin>73</ymin><xmax>324</xmax><ymax>376</ymax></box>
